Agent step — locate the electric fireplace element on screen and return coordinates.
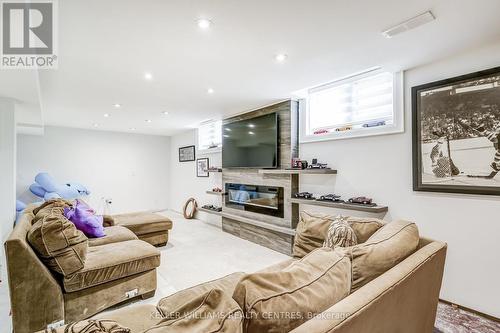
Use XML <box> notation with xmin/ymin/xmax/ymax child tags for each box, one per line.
<box><xmin>225</xmin><ymin>183</ymin><xmax>284</xmax><ymax>218</ymax></box>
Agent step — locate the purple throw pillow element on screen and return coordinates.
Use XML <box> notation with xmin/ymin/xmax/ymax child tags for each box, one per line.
<box><xmin>64</xmin><ymin>199</ymin><xmax>105</xmax><ymax>238</ymax></box>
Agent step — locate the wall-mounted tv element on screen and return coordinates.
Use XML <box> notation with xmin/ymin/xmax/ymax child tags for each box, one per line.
<box><xmin>222</xmin><ymin>113</ymin><xmax>278</xmax><ymax>168</ymax></box>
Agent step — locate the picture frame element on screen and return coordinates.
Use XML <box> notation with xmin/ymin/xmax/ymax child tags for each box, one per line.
<box><xmin>197</xmin><ymin>158</ymin><xmax>209</xmax><ymax>177</ymax></box>
<box><xmin>412</xmin><ymin>66</ymin><xmax>500</xmax><ymax>195</ymax></box>
<box><xmin>178</xmin><ymin>145</ymin><xmax>195</xmax><ymax>162</ymax></box>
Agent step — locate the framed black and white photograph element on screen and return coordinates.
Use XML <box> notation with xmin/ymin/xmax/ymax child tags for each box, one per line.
<box><xmin>412</xmin><ymin>66</ymin><xmax>500</xmax><ymax>195</ymax></box>
<box><xmin>196</xmin><ymin>158</ymin><xmax>209</xmax><ymax>177</ymax></box>
<box><xmin>178</xmin><ymin>145</ymin><xmax>195</xmax><ymax>162</ymax></box>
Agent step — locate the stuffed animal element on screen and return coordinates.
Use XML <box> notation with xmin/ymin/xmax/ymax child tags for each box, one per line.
<box><xmin>15</xmin><ymin>173</ymin><xmax>90</xmax><ymax>222</ymax></box>
<box><xmin>29</xmin><ymin>172</ymin><xmax>90</xmax><ymax>200</ymax></box>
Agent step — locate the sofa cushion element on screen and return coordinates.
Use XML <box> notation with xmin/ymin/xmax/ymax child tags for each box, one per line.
<box><xmin>88</xmin><ymin>226</ymin><xmax>138</xmax><ymax>247</ymax></box>
<box><xmin>324</xmin><ymin>215</ymin><xmax>358</xmax><ymax>249</ymax></box>
<box><xmin>157</xmin><ymin>272</ymin><xmax>245</xmax><ymax>316</ymax></box>
<box><xmin>93</xmin><ymin>304</ymin><xmax>164</xmax><ymax>333</ymax></box>
<box><xmin>63</xmin><ymin>239</ymin><xmax>160</xmax><ymax>292</ymax></box>
<box><xmin>146</xmin><ymin>289</ymin><xmax>243</xmax><ymax>333</ymax></box>
<box><xmin>292</xmin><ymin>211</ymin><xmax>333</xmax><ymax>258</ymax></box>
<box><xmin>28</xmin><ymin>200</ymin><xmax>88</xmax><ymax>276</ymax></box>
<box><xmin>346</xmin><ymin>216</ymin><xmax>385</xmax><ymax>243</ymax></box>
<box><xmin>233</xmin><ymin>248</ymin><xmax>351</xmax><ymax>333</ymax></box>
<box><xmin>47</xmin><ymin>319</ymin><xmax>131</xmax><ymax>333</ymax></box>
<box><xmin>112</xmin><ymin>212</ymin><xmax>172</xmax><ymax>236</ymax></box>
<box><xmin>343</xmin><ymin>220</ymin><xmax>419</xmax><ymax>291</ymax></box>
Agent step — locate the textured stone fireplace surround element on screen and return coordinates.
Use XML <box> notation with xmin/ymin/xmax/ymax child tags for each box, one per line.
<box><xmin>221</xmin><ymin>100</ymin><xmax>299</xmax><ymax>255</ymax></box>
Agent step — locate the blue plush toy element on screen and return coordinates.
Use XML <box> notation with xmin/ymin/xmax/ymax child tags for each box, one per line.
<box><xmin>16</xmin><ymin>173</ymin><xmax>90</xmax><ymax>221</ymax></box>
<box><xmin>29</xmin><ymin>172</ymin><xmax>90</xmax><ymax>200</ymax></box>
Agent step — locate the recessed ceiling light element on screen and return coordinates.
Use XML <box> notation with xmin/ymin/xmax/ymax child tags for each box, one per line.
<box><xmin>197</xmin><ymin>18</ymin><xmax>212</xmax><ymax>30</ymax></box>
<box><xmin>93</xmin><ymin>123</ymin><xmax>99</xmax><ymax>127</ymax></box>
<box><xmin>248</xmin><ymin>131</ymin><xmax>255</xmax><ymax>135</ymax></box>
<box><xmin>223</xmin><ymin>134</ymin><xmax>230</xmax><ymax>138</ymax></box>
<box><xmin>207</xmin><ymin>88</ymin><xmax>214</xmax><ymax>94</ymax></box>
<box><xmin>113</xmin><ymin>103</ymin><xmax>121</xmax><ymax>108</ymax></box>
<box><xmin>248</xmin><ymin>124</ymin><xmax>255</xmax><ymax>128</ymax></box>
<box><xmin>145</xmin><ymin>119</ymin><xmax>152</xmax><ymax>123</ymax></box>
<box><xmin>162</xmin><ymin>111</ymin><xmax>169</xmax><ymax>115</ymax></box>
<box><xmin>129</xmin><ymin>127</ymin><xmax>136</xmax><ymax>131</ymax></box>
<box><xmin>275</xmin><ymin>53</ymin><xmax>288</xmax><ymax>62</ymax></box>
<box><xmin>103</xmin><ymin>113</ymin><xmax>110</xmax><ymax>118</ymax></box>
<box><xmin>224</xmin><ymin>128</ymin><xmax>231</xmax><ymax>132</ymax></box>
<box><xmin>144</xmin><ymin>72</ymin><xmax>153</xmax><ymax>80</ymax></box>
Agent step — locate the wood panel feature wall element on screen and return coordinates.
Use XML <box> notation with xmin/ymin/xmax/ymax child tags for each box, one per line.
<box><xmin>222</xmin><ymin>100</ymin><xmax>299</xmax><ymax>255</ymax></box>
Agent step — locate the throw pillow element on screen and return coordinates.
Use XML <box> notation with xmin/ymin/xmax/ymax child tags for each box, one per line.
<box><xmin>346</xmin><ymin>216</ymin><xmax>385</xmax><ymax>243</ymax></box>
<box><xmin>292</xmin><ymin>211</ymin><xmax>333</xmax><ymax>258</ymax></box>
<box><xmin>341</xmin><ymin>220</ymin><xmax>419</xmax><ymax>291</ymax></box>
<box><xmin>64</xmin><ymin>199</ymin><xmax>105</xmax><ymax>238</ymax></box>
<box><xmin>323</xmin><ymin>215</ymin><xmax>357</xmax><ymax>249</ymax></box>
<box><xmin>146</xmin><ymin>289</ymin><xmax>243</xmax><ymax>333</ymax></box>
<box><xmin>233</xmin><ymin>247</ymin><xmax>351</xmax><ymax>333</ymax></box>
<box><xmin>28</xmin><ymin>200</ymin><xmax>88</xmax><ymax>276</ymax></box>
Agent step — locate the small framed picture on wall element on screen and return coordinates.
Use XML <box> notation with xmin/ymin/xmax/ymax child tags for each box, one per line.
<box><xmin>179</xmin><ymin>145</ymin><xmax>196</xmax><ymax>162</ymax></box>
<box><xmin>197</xmin><ymin>158</ymin><xmax>209</xmax><ymax>177</ymax></box>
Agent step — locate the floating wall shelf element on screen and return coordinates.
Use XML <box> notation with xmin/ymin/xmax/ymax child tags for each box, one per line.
<box><xmin>290</xmin><ymin>198</ymin><xmax>388</xmax><ymax>213</ymax></box>
<box><xmin>258</xmin><ymin>168</ymin><xmax>338</xmax><ymax>175</ymax></box>
<box><xmin>198</xmin><ymin>207</ymin><xmax>223</xmax><ymax>216</ymax></box>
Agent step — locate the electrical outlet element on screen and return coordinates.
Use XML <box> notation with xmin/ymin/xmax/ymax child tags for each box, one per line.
<box><xmin>125</xmin><ymin>288</ymin><xmax>138</xmax><ymax>298</ymax></box>
<box><xmin>47</xmin><ymin>320</ymin><xmax>64</xmax><ymax>329</ymax></box>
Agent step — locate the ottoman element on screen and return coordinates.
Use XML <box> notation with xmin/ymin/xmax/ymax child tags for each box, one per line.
<box><xmin>108</xmin><ymin>212</ymin><xmax>173</xmax><ymax>247</ymax></box>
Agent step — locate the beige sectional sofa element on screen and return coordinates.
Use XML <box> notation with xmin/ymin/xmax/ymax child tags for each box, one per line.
<box><xmin>40</xmin><ymin>217</ymin><xmax>447</xmax><ymax>333</ymax></box>
<box><xmin>5</xmin><ymin>202</ymin><xmax>161</xmax><ymax>333</ymax></box>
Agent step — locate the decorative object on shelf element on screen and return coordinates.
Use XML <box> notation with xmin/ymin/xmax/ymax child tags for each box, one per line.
<box><xmin>179</xmin><ymin>145</ymin><xmax>196</xmax><ymax>162</ymax></box>
<box><xmin>183</xmin><ymin>198</ymin><xmax>197</xmax><ymax>219</ymax></box>
<box><xmin>412</xmin><ymin>66</ymin><xmax>500</xmax><ymax>195</ymax></box>
<box><xmin>207</xmin><ymin>166</ymin><xmax>222</xmax><ymax>172</ymax></box>
<box><xmin>348</xmin><ymin>196</ymin><xmax>375</xmax><ymax>206</ymax></box>
<box><xmin>201</xmin><ymin>204</ymin><xmax>222</xmax><ymax>212</ymax></box>
<box><xmin>308</xmin><ymin>158</ymin><xmax>328</xmax><ymax>169</ymax></box>
<box><xmin>196</xmin><ymin>158</ymin><xmax>209</xmax><ymax>177</ymax></box>
<box><xmin>291</xmin><ymin>158</ymin><xmax>308</xmax><ymax>169</ymax></box>
<box><xmin>211</xmin><ymin>187</ymin><xmax>223</xmax><ymax>192</ymax></box>
<box><xmin>318</xmin><ymin>194</ymin><xmax>343</xmax><ymax>202</ymax></box>
<box><xmin>294</xmin><ymin>192</ymin><xmax>314</xmax><ymax>199</ymax></box>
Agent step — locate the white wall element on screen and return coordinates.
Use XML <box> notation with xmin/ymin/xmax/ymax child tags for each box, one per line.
<box><xmin>0</xmin><ymin>99</ymin><xmax>16</xmax><ymax>333</ymax></box>
<box><xmin>17</xmin><ymin>126</ymin><xmax>170</xmax><ymax>214</ymax></box>
<box><xmin>169</xmin><ymin>130</ymin><xmax>222</xmax><ymax>226</ymax></box>
<box><xmin>299</xmin><ymin>41</ymin><xmax>500</xmax><ymax>318</ymax></box>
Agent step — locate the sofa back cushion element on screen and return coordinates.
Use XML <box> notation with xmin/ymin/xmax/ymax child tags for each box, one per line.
<box><xmin>346</xmin><ymin>216</ymin><xmax>385</xmax><ymax>243</ymax></box>
<box><xmin>146</xmin><ymin>289</ymin><xmax>243</xmax><ymax>333</ymax></box>
<box><xmin>343</xmin><ymin>220</ymin><xmax>419</xmax><ymax>291</ymax></box>
<box><xmin>292</xmin><ymin>211</ymin><xmax>333</xmax><ymax>258</ymax></box>
<box><xmin>233</xmin><ymin>247</ymin><xmax>351</xmax><ymax>333</ymax></box>
<box><xmin>28</xmin><ymin>200</ymin><xmax>88</xmax><ymax>276</ymax></box>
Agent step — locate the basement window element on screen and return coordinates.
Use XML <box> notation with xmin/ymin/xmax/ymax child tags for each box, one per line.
<box><xmin>198</xmin><ymin>120</ymin><xmax>222</xmax><ymax>152</ymax></box>
<box><xmin>300</xmin><ymin>70</ymin><xmax>404</xmax><ymax>142</ymax></box>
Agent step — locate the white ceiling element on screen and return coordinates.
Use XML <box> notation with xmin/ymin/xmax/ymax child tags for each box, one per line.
<box><xmin>3</xmin><ymin>0</ymin><xmax>500</xmax><ymax>136</ymax></box>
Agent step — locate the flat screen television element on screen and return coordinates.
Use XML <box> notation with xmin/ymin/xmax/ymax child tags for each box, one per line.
<box><xmin>222</xmin><ymin>113</ymin><xmax>278</xmax><ymax>168</ymax></box>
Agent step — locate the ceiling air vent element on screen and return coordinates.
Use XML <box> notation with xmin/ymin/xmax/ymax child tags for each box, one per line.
<box><xmin>382</xmin><ymin>11</ymin><xmax>435</xmax><ymax>38</ymax></box>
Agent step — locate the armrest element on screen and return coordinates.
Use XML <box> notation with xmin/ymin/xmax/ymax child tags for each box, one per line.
<box><xmin>291</xmin><ymin>241</ymin><xmax>447</xmax><ymax>333</ymax></box>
